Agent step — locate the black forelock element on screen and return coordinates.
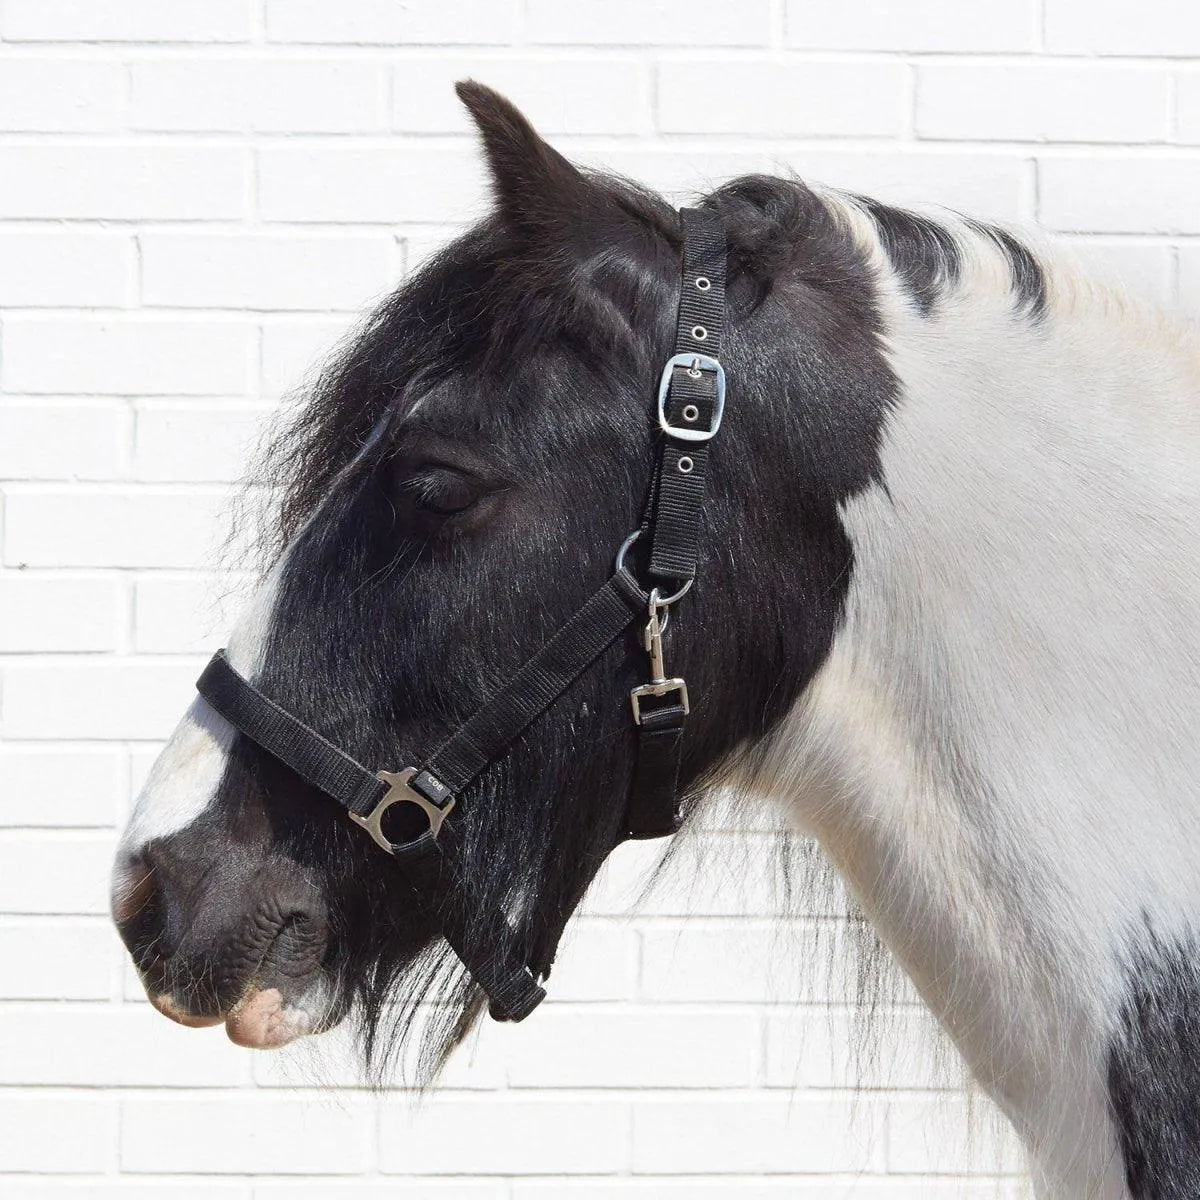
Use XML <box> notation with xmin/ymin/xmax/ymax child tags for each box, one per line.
<box><xmin>261</xmin><ymin>176</ymin><xmax>680</xmax><ymax>553</ymax></box>
<box><xmin>260</xmin><ymin>170</ymin><xmax>913</xmax><ymax>555</ymax></box>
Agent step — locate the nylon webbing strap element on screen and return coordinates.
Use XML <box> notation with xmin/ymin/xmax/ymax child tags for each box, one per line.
<box><xmin>623</xmin><ymin>207</ymin><xmax>728</xmax><ymax>839</ymax></box>
<box><xmin>197</xmin><ymin>651</ymin><xmax>387</xmax><ymax>819</ymax></box>
<box><xmin>626</xmin><ymin>700</ymin><xmax>687</xmax><ymax>838</ymax></box>
<box><xmin>419</xmin><ymin>568</ymin><xmax>647</xmax><ymax>794</ymax></box>
<box><xmin>394</xmin><ymin>836</ymin><xmax>545</xmax><ymax>1021</ymax></box>
<box><xmin>647</xmin><ymin>207</ymin><xmax>727</xmax><ymax>585</ymax></box>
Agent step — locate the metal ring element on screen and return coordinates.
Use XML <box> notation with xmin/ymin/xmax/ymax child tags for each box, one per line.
<box><xmin>349</xmin><ymin>768</ymin><xmax>454</xmax><ymax>854</ymax></box>
<box><xmin>614</xmin><ymin>529</ymin><xmax>693</xmax><ymax>605</ymax></box>
<box><xmin>614</xmin><ymin>529</ymin><xmax>641</xmax><ymax>576</ymax></box>
<box><xmin>694</xmin><ymin>276</ymin><xmax>711</xmax><ymax>291</ymax></box>
<box><xmin>682</xmin><ymin>404</ymin><xmax>699</xmax><ymax>422</ymax></box>
<box><xmin>691</xmin><ymin>325</ymin><xmax>708</xmax><ymax>341</ymax></box>
<box><xmin>649</xmin><ymin>589</ymin><xmax>671</xmax><ymax>637</ymax></box>
<box><xmin>677</xmin><ymin>456</ymin><xmax>694</xmax><ymax>474</ymax></box>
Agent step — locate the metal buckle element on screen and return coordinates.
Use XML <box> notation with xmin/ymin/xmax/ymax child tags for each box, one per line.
<box><xmin>657</xmin><ymin>352</ymin><xmax>725</xmax><ymax>442</ymax></box>
<box><xmin>349</xmin><ymin>767</ymin><xmax>455</xmax><ymax>855</ymax></box>
<box><xmin>614</xmin><ymin>529</ymin><xmax>693</xmax><ymax>606</ymax></box>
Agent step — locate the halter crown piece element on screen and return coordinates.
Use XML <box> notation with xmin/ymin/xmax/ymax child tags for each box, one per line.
<box><xmin>196</xmin><ymin>209</ymin><xmax>728</xmax><ymax>1021</ymax></box>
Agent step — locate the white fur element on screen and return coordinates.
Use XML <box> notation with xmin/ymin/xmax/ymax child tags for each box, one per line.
<box><xmin>116</xmin><ymin>403</ymin><xmax>395</xmax><ymax>855</ymax></box>
<box><xmin>118</xmin><ymin>561</ymin><xmax>283</xmax><ymax>854</ymax></box>
<box><xmin>735</xmin><ymin>209</ymin><xmax>1200</xmax><ymax>1198</ymax></box>
<box><xmin>120</xmin><ymin>694</ymin><xmax>239</xmax><ymax>850</ymax></box>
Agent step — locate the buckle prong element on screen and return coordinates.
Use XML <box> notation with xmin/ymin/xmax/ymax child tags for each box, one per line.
<box><xmin>349</xmin><ymin>767</ymin><xmax>455</xmax><ymax>854</ymax></box>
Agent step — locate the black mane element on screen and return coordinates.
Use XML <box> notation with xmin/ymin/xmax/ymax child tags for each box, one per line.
<box><xmin>857</xmin><ymin>193</ymin><xmax>1047</xmax><ymax>320</ymax></box>
<box><xmin>263</xmin><ymin>175</ymin><xmax>678</xmax><ymax>551</ymax></box>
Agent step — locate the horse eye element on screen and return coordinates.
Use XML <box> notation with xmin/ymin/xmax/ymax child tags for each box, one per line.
<box><xmin>407</xmin><ymin>469</ymin><xmax>482</xmax><ymax>517</ymax></box>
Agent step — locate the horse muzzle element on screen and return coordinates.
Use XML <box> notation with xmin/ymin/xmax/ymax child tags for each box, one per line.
<box><xmin>111</xmin><ymin>835</ymin><xmax>337</xmax><ymax>1049</ymax></box>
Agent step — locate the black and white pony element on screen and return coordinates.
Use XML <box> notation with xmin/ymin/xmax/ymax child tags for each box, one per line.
<box><xmin>112</xmin><ymin>82</ymin><xmax>1200</xmax><ymax>1199</ymax></box>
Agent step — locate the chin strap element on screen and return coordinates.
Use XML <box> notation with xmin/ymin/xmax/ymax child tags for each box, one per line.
<box><xmin>195</xmin><ymin>207</ymin><xmax>728</xmax><ymax>1021</ymax></box>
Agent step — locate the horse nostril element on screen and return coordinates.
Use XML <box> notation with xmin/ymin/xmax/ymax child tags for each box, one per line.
<box><xmin>113</xmin><ymin>830</ymin><xmax>335</xmax><ymax>1042</ymax></box>
<box><xmin>111</xmin><ymin>849</ymin><xmax>171</xmax><ymax>970</ymax></box>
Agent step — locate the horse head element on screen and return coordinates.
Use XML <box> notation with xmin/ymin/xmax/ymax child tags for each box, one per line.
<box><xmin>111</xmin><ymin>82</ymin><xmax>888</xmax><ymax>1064</ymax></box>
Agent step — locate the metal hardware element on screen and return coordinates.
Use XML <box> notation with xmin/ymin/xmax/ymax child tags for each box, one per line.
<box><xmin>677</xmin><ymin>456</ymin><xmax>694</xmax><ymax>474</ymax></box>
<box><xmin>349</xmin><ymin>767</ymin><xmax>455</xmax><ymax>854</ymax></box>
<box><xmin>694</xmin><ymin>276</ymin><xmax>711</xmax><ymax>291</ymax></box>
<box><xmin>682</xmin><ymin>404</ymin><xmax>699</xmax><ymax>422</ymax></box>
<box><xmin>657</xmin><ymin>352</ymin><xmax>725</xmax><ymax>443</ymax></box>
<box><xmin>630</xmin><ymin>588</ymin><xmax>689</xmax><ymax>724</ymax></box>
<box><xmin>614</xmin><ymin>529</ymin><xmax>694</xmax><ymax>605</ymax></box>
<box><xmin>691</xmin><ymin>325</ymin><xmax>708</xmax><ymax>341</ymax></box>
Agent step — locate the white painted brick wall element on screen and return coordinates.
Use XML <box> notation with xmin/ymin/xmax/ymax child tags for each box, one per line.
<box><xmin>2</xmin><ymin>2</ymin><xmax>1196</xmax><ymax>1195</ymax></box>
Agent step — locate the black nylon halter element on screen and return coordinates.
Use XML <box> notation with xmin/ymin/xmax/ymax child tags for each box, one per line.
<box><xmin>196</xmin><ymin>208</ymin><xmax>727</xmax><ymax>1022</ymax></box>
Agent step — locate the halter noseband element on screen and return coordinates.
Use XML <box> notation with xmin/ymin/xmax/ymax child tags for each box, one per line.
<box><xmin>196</xmin><ymin>208</ymin><xmax>728</xmax><ymax>1022</ymax></box>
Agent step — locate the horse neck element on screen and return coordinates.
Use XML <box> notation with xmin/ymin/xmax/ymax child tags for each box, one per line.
<box><xmin>740</xmin><ymin>243</ymin><xmax>1200</xmax><ymax>1197</ymax></box>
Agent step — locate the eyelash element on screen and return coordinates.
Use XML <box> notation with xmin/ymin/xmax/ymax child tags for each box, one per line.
<box><xmin>402</xmin><ymin>471</ymin><xmax>479</xmax><ymax>517</ymax></box>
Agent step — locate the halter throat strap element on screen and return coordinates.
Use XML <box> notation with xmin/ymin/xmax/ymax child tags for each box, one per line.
<box><xmin>195</xmin><ymin>207</ymin><xmax>728</xmax><ymax>1022</ymax></box>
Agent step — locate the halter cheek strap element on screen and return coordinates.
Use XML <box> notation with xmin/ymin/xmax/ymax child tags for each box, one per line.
<box><xmin>626</xmin><ymin>207</ymin><xmax>726</xmax><ymax>837</ymax></box>
<box><xmin>195</xmin><ymin>208</ymin><xmax>728</xmax><ymax>1022</ymax></box>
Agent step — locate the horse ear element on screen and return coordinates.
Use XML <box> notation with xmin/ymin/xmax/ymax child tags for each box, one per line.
<box><xmin>455</xmin><ymin>80</ymin><xmax>589</xmax><ymax>231</ymax></box>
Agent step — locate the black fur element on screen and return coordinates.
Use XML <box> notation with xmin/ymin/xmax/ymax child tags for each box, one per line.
<box><xmin>855</xmin><ymin>195</ymin><xmax>1047</xmax><ymax>321</ymax></box>
<box><xmin>858</xmin><ymin>196</ymin><xmax>962</xmax><ymax>317</ymax></box>
<box><xmin>1109</xmin><ymin>926</ymin><xmax>1200</xmax><ymax>1199</ymax></box>
<box><xmin>968</xmin><ymin>218</ymin><xmax>1048</xmax><ymax>319</ymax></box>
